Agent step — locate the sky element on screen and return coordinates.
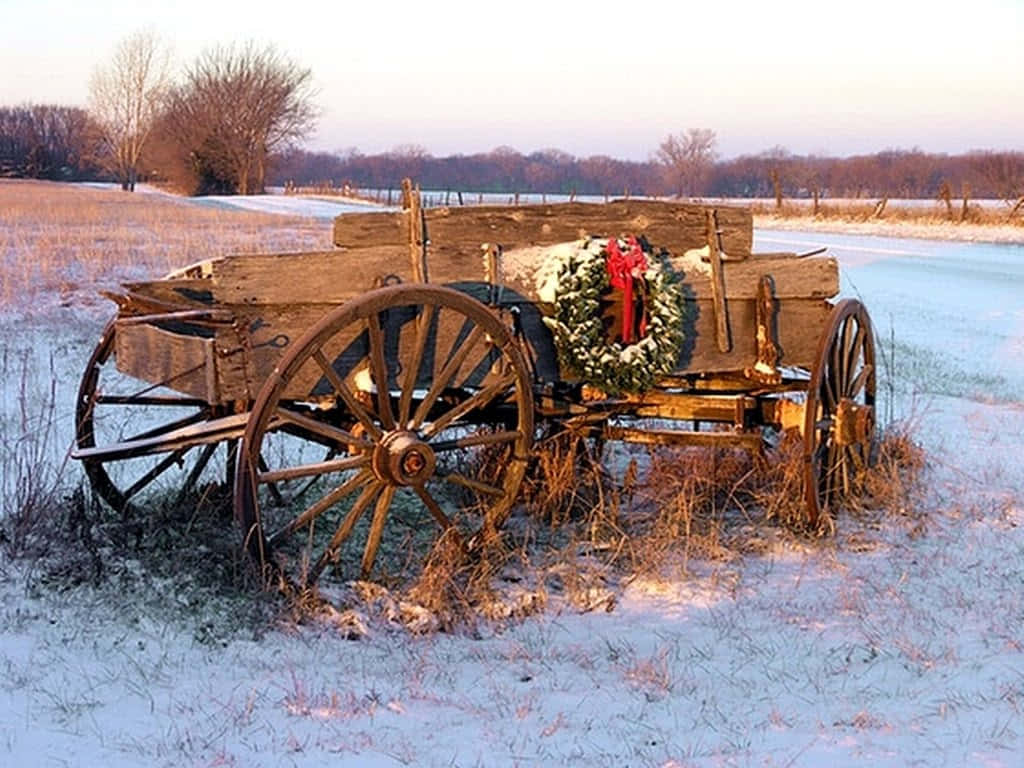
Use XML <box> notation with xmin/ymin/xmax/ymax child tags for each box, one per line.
<box><xmin>1</xmin><ymin>0</ymin><xmax>1022</xmax><ymax>161</ymax></box>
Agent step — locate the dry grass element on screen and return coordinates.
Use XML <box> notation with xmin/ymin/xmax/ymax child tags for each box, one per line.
<box><xmin>0</xmin><ymin>349</ymin><xmax>70</xmax><ymax>565</ymax></box>
<box><xmin>303</xmin><ymin>423</ymin><xmax>926</xmax><ymax>635</ymax></box>
<box><xmin>0</xmin><ymin>179</ymin><xmax>327</xmax><ymax>309</ymax></box>
<box><xmin>749</xmin><ymin>198</ymin><xmax>1024</xmax><ymax>226</ymax></box>
<box><xmin>511</xmin><ymin>425</ymin><xmax>926</xmax><ymax>587</ymax></box>
<box><xmin>748</xmin><ymin>198</ymin><xmax>1024</xmax><ymax>243</ymax></box>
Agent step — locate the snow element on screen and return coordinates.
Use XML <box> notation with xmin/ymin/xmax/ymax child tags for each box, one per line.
<box><xmin>188</xmin><ymin>193</ymin><xmax>388</xmax><ymax>221</ymax></box>
<box><xmin>79</xmin><ymin>181</ymin><xmax>392</xmax><ymax>221</ymax></box>
<box><xmin>2</xmin><ymin>210</ymin><xmax>1024</xmax><ymax>766</ymax></box>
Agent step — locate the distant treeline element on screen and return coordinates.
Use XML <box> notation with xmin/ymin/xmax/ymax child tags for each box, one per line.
<box><xmin>273</xmin><ymin>146</ymin><xmax>1024</xmax><ymax>202</ymax></box>
<box><xmin>3</xmin><ymin>104</ymin><xmax>1023</xmax><ymax>204</ymax></box>
<box><xmin>0</xmin><ymin>104</ymin><xmax>101</xmax><ymax>180</ymax></box>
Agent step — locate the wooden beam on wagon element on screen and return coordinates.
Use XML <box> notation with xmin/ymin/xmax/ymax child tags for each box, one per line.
<box><xmin>706</xmin><ymin>209</ymin><xmax>732</xmax><ymax>353</ymax></box>
<box><xmin>71</xmin><ymin>412</ymin><xmax>253</xmax><ymax>462</ymax></box>
<box><xmin>402</xmin><ymin>178</ymin><xmax>428</xmax><ymax>283</ymax></box>
<box><xmin>604</xmin><ymin>425</ymin><xmax>763</xmax><ymax>452</ymax></box>
<box><xmin>333</xmin><ymin>199</ymin><xmax>754</xmax><ymax>257</ymax></box>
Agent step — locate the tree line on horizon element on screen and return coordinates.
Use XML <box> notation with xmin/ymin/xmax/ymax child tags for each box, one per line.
<box><xmin>6</xmin><ymin>110</ymin><xmax>1019</xmax><ymax>203</ymax></box>
<box><xmin>273</xmin><ymin>142</ymin><xmax>1024</xmax><ymax>203</ymax></box>
<box><xmin>1</xmin><ymin>31</ymin><xmax>1022</xmax><ymax>205</ymax></box>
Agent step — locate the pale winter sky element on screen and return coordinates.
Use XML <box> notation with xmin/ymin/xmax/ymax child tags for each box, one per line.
<box><xmin>1</xmin><ymin>0</ymin><xmax>1021</xmax><ymax>160</ymax></box>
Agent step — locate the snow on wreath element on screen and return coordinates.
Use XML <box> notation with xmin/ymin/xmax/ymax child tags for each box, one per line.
<box><xmin>536</xmin><ymin>235</ymin><xmax>686</xmax><ymax>395</ymax></box>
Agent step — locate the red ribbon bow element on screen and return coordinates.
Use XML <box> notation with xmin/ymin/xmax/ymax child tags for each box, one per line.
<box><xmin>605</xmin><ymin>236</ymin><xmax>648</xmax><ymax>343</ymax></box>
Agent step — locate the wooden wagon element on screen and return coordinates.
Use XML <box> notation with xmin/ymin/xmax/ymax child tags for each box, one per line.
<box><xmin>73</xmin><ymin>183</ymin><xmax>876</xmax><ymax>588</ymax></box>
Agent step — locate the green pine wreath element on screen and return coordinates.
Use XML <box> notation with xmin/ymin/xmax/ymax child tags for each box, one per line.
<box><xmin>537</xmin><ymin>236</ymin><xmax>686</xmax><ymax>395</ymax></box>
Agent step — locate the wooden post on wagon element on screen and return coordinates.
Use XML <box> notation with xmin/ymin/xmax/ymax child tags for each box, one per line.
<box><xmin>401</xmin><ymin>178</ymin><xmax>429</xmax><ymax>283</ymax></box>
<box><xmin>706</xmin><ymin>209</ymin><xmax>732</xmax><ymax>353</ymax></box>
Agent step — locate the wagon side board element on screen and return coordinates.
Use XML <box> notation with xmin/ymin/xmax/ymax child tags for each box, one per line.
<box><xmin>674</xmin><ymin>297</ymin><xmax>833</xmax><ymax>372</ymax></box>
<box><xmin>333</xmin><ymin>200</ymin><xmax>754</xmax><ymax>259</ymax></box>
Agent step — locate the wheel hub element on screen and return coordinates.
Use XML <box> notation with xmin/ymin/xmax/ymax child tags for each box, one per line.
<box><xmin>372</xmin><ymin>430</ymin><xmax>436</xmax><ymax>486</ymax></box>
<box><xmin>834</xmin><ymin>398</ymin><xmax>874</xmax><ymax>446</ymax></box>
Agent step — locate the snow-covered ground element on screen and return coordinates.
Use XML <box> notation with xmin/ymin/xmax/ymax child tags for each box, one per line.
<box><xmin>189</xmin><ymin>193</ymin><xmax>386</xmax><ymax>220</ymax></box>
<box><xmin>1</xmin><ymin>196</ymin><xmax>1022</xmax><ymax>766</ymax></box>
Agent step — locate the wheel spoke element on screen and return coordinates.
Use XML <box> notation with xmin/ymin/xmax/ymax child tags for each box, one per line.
<box><xmin>308</xmin><ymin>480</ymin><xmax>382</xmax><ymax>583</ymax></box>
<box><xmin>822</xmin><ymin>372</ymin><xmax>837</xmax><ymax>410</ymax></box>
<box><xmin>454</xmin><ymin>343</ymin><xmax>504</xmax><ymax>390</ymax></box>
<box><xmin>111</xmin><ymin>409</ymin><xmax>210</xmax><ymax>445</ymax></box>
<box><xmin>431</xmin><ymin>429</ymin><xmax>522</xmax><ymax>453</ymax></box>
<box><xmin>847</xmin><ymin>363</ymin><xmax>874</xmax><ymax>399</ymax></box>
<box><xmin>257</xmin><ymin>453</ymin><xmax>285</xmax><ymax>506</ymax></box>
<box><xmin>95</xmin><ymin>394</ymin><xmax>209</xmax><ymax>408</ymax></box>
<box><xmin>366</xmin><ymin>311</ymin><xmax>396</xmax><ymax>430</ymax></box>
<box><xmin>441</xmin><ymin>471</ymin><xmax>507</xmax><ymax>499</ymax></box>
<box><xmin>268</xmin><ymin>468</ymin><xmax>373</xmax><ymax>547</ymax></box>
<box><xmin>122</xmin><ymin>448</ymin><xmax>188</xmax><ymax>501</ymax></box>
<box><xmin>360</xmin><ymin>484</ymin><xmax>397</xmax><ymax>578</ymax></box>
<box><xmin>413</xmin><ymin>483</ymin><xmax>456</xmax><ymax>531</ymax></box>
<box><xmin>259</xmin><ymin>454</ymin><xmax>369</xmax><ymax>484</ymax></box>
<box><xmin>839</xmin><ymin>317</ymin><xmax>855</xmax><ymax>387</ymax></box>
<box><xmin>843</xmin><ymin>322</ymin><xmax>866</xmax><ymax>396</ymax></box>
<box><xmin>273</xmin><ymin>406</ymin><xmax>375</xmax><ymax>450</ymax></box>
<box><xmin>398</xmin><ymin>303</ymin><xmax>436</xmax><ymax>427</ymax></box>
<box><xmin>421</xmin><ymin>372</ymin><xmax>517</xmax><ymax>439</ymax></box>
<box><xmin>839</xmin><ymin>445</ymin><xmax>850</xmax><ymax>496</ymax></box>
<box><xmin>824</xmin><ymin>441</ymin><xmax>839</xmax><ymax>501</ymax></box>
<box><xmin>412</xmin><ymin>324</ymin><xmax>486</xmax><ymax>428</ymax></box>
<box><xmin>312</xmin><ymin>349</ymin><xmax>382</xmax><ymax>439</ymax></box>
<box><xmin>176</xmin><ymin>442</ymin><xmax>218</xmax><ymax>504</ymax></box>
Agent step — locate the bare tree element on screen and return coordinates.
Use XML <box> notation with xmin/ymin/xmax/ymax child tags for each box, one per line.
<box><xmin>969</xmin><ymin>150</ymin><xmax>1024</xmax><ymax>205</ymax></box>
<box><xmin>655</xmin><ymin>128</ymin><xmax>717</xmax><ymax>197</ymax></box>
<box><xmin>88</xmin><ymin>31</ymin><xmax>172</xmax><ymax>191</ymax></box>
<box><xmin>162</xmin><ymin>43</ymin><xmax>317</xmax><ymax>195</ymax></box>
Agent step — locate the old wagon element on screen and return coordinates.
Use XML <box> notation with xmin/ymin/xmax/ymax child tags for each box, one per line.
<box><xmin>73</xmin><ymin>182</ymin><xmax>876</xmax><ymax>588</ymax></box>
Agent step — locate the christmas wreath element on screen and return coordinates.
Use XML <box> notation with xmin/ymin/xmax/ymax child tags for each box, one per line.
<box><xmin>536</xmin><ymin>235</ymin><xmax>685</xmax><ymax>395</ymax></box>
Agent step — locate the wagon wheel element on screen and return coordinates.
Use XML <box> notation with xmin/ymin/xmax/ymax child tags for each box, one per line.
<box><xmin>75</xmin><ymin>320</ymin><xmax>236</xmax><ymax>518</ymax></box>
<box><xmin>235</xmin><ymin>284</ymin><xmax>534</xmax><ymax>590</ymax></box>
<box><xmin>803</xmin><ymin>299</ymin><xmax>876</xmax><ymax>527</ymax></box>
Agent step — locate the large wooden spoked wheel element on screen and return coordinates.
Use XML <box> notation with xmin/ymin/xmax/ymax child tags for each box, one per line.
<box><xmin>235</xmin><ymin>284</ymin><xmax>534</xmax><ymax>589</ymax></box>
<box><xmin>803</xmin><ymin>299</ymin><xmax>876</xmax><ymax>527</ymax></box>
<box><xmin>75</xmin><ymin>320</ymin><xmax>235</xmax><ymax>517</ymax></box>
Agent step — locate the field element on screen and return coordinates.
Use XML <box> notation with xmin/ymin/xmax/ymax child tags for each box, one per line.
<box><xmin>1</xmin><ymin>180</ymin><xmax>1022</xmax><ymax>767</ymax></box>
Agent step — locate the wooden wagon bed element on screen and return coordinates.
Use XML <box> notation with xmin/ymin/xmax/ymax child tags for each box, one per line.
<box><xmin>111</xmin><ymin>198</ymin><xmax>838</xmax><ymax>404</ymax></box>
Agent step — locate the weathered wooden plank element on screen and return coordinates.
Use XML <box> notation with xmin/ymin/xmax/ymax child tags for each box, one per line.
<box><xmin>207</xmin><ymin>248</ymin><xmax>410</xmax><ymax>305</ymax></box>
<box><xmin>117</xmin><ymin>277</ymin><xmax>220</xmax><ymax>311</ymax></box>
<box><xmin>673</xmin><ymin>297</ymin><xmax>832</xmax><ymax>372</ymax></box>
<box><xmin>671</xmin><ymin>256</ymin><xmax>838</xmax><ymax>300</ymax></box>
<box><xmin>115</xmin><ymin>320</ymin><xmax>216</xmax><ymax>402</ymax></box>
<box><xmin>333</xmin><ymin>200</ymin><xmax>753</xmax><ymax>257</ymax></box>
<box><xmin>604</xmin><ymin>425</ymin><xmax>764</xmax><ymax>451</ymax></box>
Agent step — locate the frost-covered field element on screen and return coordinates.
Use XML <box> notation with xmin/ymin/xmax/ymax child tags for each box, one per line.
<box><xmin>1</xmin><ymin>185</ymin><xmax>1022</xmax><ymax>767</ymax></box>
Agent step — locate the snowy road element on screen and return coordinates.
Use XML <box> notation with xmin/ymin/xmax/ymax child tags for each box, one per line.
<box><xmin>756</xmin><ymin>230</ymin><xmax>1024</xmax><ymax>403</ymax></box>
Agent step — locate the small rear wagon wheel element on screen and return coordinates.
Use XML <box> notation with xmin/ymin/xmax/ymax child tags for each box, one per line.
<box><xmin>76</xmin><ymin>319</ymin><xmax>235</xmax><ymax>517</ymax></box>
<box><xmin>235</xmin><ymin>284</ymin><xmax>534</xmax><ymax>590</ymax></box>
<box><xmin>803</xmin><ymin>299</ymin><xmax>876</xmax><ymax>528</ymax></box>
